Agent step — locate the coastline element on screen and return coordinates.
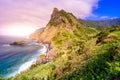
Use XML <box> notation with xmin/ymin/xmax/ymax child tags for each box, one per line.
<box><xmin>5</xmin><ymin>43</ymin><xmax>49</xmax><ymax>78</ymax></box>
<box><xmin>36</xmin><ymin>43</ymin><xmax>50</xmax><ymax>64</ymax></box>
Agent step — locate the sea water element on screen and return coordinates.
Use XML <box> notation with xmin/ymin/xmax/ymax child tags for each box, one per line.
<box><xmin>0</xmin><ymin>36</ymin><xmax>46</xmax><ymax>78</ymax></box>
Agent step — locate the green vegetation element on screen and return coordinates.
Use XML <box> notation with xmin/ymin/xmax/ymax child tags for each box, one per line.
<box><xmin>97</xmin><ymin>25</ymin><xmax>120</xmax><ymax>44</ymax></box>
<box><xmin>60</xmin><ymin>41</ymin><xmax>120</xmax><ymax>80</ymax></box>
<box><xmin>6</xmin><ymin>25</ymin><xmax>120</xmax><ymax>80</ymax></box>
<box><xmin>3</xmin><ymin>8</ymin><xmax>120</xmax><ymax>80</ymax></box>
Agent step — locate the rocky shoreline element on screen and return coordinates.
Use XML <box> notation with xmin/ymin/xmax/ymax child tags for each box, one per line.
<box><xmin>35</xmin><ymin>39</ymin><xmax>58</xmax><ymax>65</ymax></box>
<box><xmin>35</xmin><ymin>43</ymin><xmax>52</xmax><ymax>64</ymax></box>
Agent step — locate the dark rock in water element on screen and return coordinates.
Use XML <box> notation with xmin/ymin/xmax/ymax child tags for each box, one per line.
<box><xmin>10</xmin><ymin>41</ymin><xmax>27</xmax><ymax>46</ymax></box>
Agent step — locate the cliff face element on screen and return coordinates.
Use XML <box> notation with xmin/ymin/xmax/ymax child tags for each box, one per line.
<box><xmin>31</xmin><ymin>8</ymin><xmax>97</xmax><ymax>60</ymax></box>
<box><xmin>37</xmin><ymin>8</ymin><xmax>80</xmax><ymax>43</ymax></box>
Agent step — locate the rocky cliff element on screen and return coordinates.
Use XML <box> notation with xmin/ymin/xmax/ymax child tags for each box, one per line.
<box><xmin>37</xmin><ymin>8</ymin><xmax>80</xmax><ymax>42</ymax></box>
<box><xmin>31</xmin><ymin>8</ymin><xmax>97</xmax><ymax>61</ymax></box>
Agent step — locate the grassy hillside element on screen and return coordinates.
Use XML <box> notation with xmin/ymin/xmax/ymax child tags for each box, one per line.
<box><xmin>6</xmin><ymin>25</ymin><xmax>120</xmax><ymax>80</ymax></box>
<box><xmin>2</xmin><ymin>9</ymin><xmax>120</xmax><ymax>80</ymax></box>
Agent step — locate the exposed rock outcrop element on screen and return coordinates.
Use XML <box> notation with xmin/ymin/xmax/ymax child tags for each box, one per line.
<box><xmin>31</xmin><ymin>8</ymin><xmax>95</xmax><ymax>61</ymax></box>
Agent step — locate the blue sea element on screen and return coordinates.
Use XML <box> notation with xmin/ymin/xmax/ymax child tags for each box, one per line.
<box><xmin>0</xmin><ymin>36</ymin><xmax>46</xmax><ymax>78</ymax></box>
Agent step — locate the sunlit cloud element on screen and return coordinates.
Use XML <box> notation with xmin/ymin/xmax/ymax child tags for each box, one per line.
<box><xmin>0</xmin><ymin>0</ymin><xmax>99</xmax><ymax>36</ymax></box>
<box><xmin>0</xmin><ymin>24</ymin><xmax>38</xmax><ymax>37</ymax></box>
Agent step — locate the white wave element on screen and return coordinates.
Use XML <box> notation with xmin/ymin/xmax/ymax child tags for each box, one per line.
<box><xmin>38</xmin><ymin>44</ymin><xmax>48</xmax><ymax>54</ymax></box>
<box><xmin>27</xmin><ymin>42</ymin><xmax>40</xmax><ymax>46</ymax></box>
<box><xmin>34</xmin><ymin>43</ymin><xmax>40</xmax><ymax>45</ymax></box>
<box><xmin>18</xmin><ymin>58</ymin><xmax>36</xmax><ymax>73</ymax></box>
<box><xmin>6</xmin><ymin>70</ymin><xmax>17</xmax><ymax>78</ymax></box>
<box><xmin>5</xmin><ymin>44</ymin><xmax>48</xmax><ymax>78</ymax></box>
<box><xmin>2</xmin><ymin>44</ymin><xmax>10</xmax><ymax>47</ymax></box>
<box><xmin>6</xmin><ymin>58</ymin><xmax>36</xmax><ymax>78</ymax></box>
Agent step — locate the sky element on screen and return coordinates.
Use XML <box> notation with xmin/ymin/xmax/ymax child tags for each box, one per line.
<box><xmin>0</xmin><ymin>0</ymin><xmax>120</xmax><ymax>37</ymax></box>
<box><xmin>87</xmin><ymin>0</ymin><xmax>120</xmax><ymax>20</ymax></box>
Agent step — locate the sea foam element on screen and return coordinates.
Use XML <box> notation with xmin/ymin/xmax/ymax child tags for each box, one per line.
<box><xmin>6</xmin><ymin>44</ymin><xmax>48</xmax><ymax>78</ymax></box>
<box><xmin>2</xmin><ymin>44</ymin><xmax>10</xmax><ymax>47</ymax></box>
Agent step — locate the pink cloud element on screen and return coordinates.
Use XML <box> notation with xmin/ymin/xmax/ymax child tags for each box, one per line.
<box><xmin>0</xmin><ymin>0</ymin><xmax>99</xmax><ymax>29</ymax></box>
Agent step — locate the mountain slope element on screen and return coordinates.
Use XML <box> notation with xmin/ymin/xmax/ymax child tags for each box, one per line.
<box><xmin>79</xmin><ymin>18</ymin><xmax>120</xmax><ymax>29</ymax></box>
<box><xmin>31</xmin><ymin>8</ymin><xmax>98</xmax><ymax>60</ymax></box>
<box><xmin>6</xmin><ymin>8</ymin><xmax>120</xmax><ymax>80</ymax></box>
<box><xmin>30</xmin><ymin>27</ymin><xmax>45</xmax><ymax>40</ymax></box>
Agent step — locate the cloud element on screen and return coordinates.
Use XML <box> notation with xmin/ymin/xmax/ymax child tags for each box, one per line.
<box><xmin>0</xmin><ymin>0</ymin><xmax>99</xmax><ymax>28</ymax></box>
<box><xmin>100</xmin><ymin>16</ymin><xmax>109</xmax><ymax>19</ymax></box>
<box><xmin>100</xmin><ymin>16</ymin><xmax>118</xmax><ymax>20</ymax></box>
<box><xmin>110</xmin><ymin>16</ymin><xmax>118</xmax><ymax>19</ymax></box>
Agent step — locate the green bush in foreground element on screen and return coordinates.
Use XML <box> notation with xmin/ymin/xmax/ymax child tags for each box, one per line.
<box><xmin>60</xmin><ymin>41</ymin><xmax>120</xmax><ymax>80</ymax></box>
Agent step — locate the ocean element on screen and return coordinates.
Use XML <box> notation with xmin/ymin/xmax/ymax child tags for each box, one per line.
<box><xmin>0</xmin><ymin>36</ymin><xmax>46</xmax><ymax>78</ymax></box>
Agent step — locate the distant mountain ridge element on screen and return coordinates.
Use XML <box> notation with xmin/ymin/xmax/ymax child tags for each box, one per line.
<box><xmin>79</xmin><ymin>18</ymin><xmax>120</xmax><ymax>29</ymax></box>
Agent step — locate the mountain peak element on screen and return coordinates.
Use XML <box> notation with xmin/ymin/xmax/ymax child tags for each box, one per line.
<box><xmin>50</xmin><ymin>8</ymin><xmax>61</xmax><ymax>25</ymax></box>
<box><xmin>48</xmin><ymin>8</ymin><xmax>80</xmax><ymax>26</ymax></box>
<box><xmin>53</xmin><ymin>8</ymin><xmax>59</xmax><ymax>13</ymax></box>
